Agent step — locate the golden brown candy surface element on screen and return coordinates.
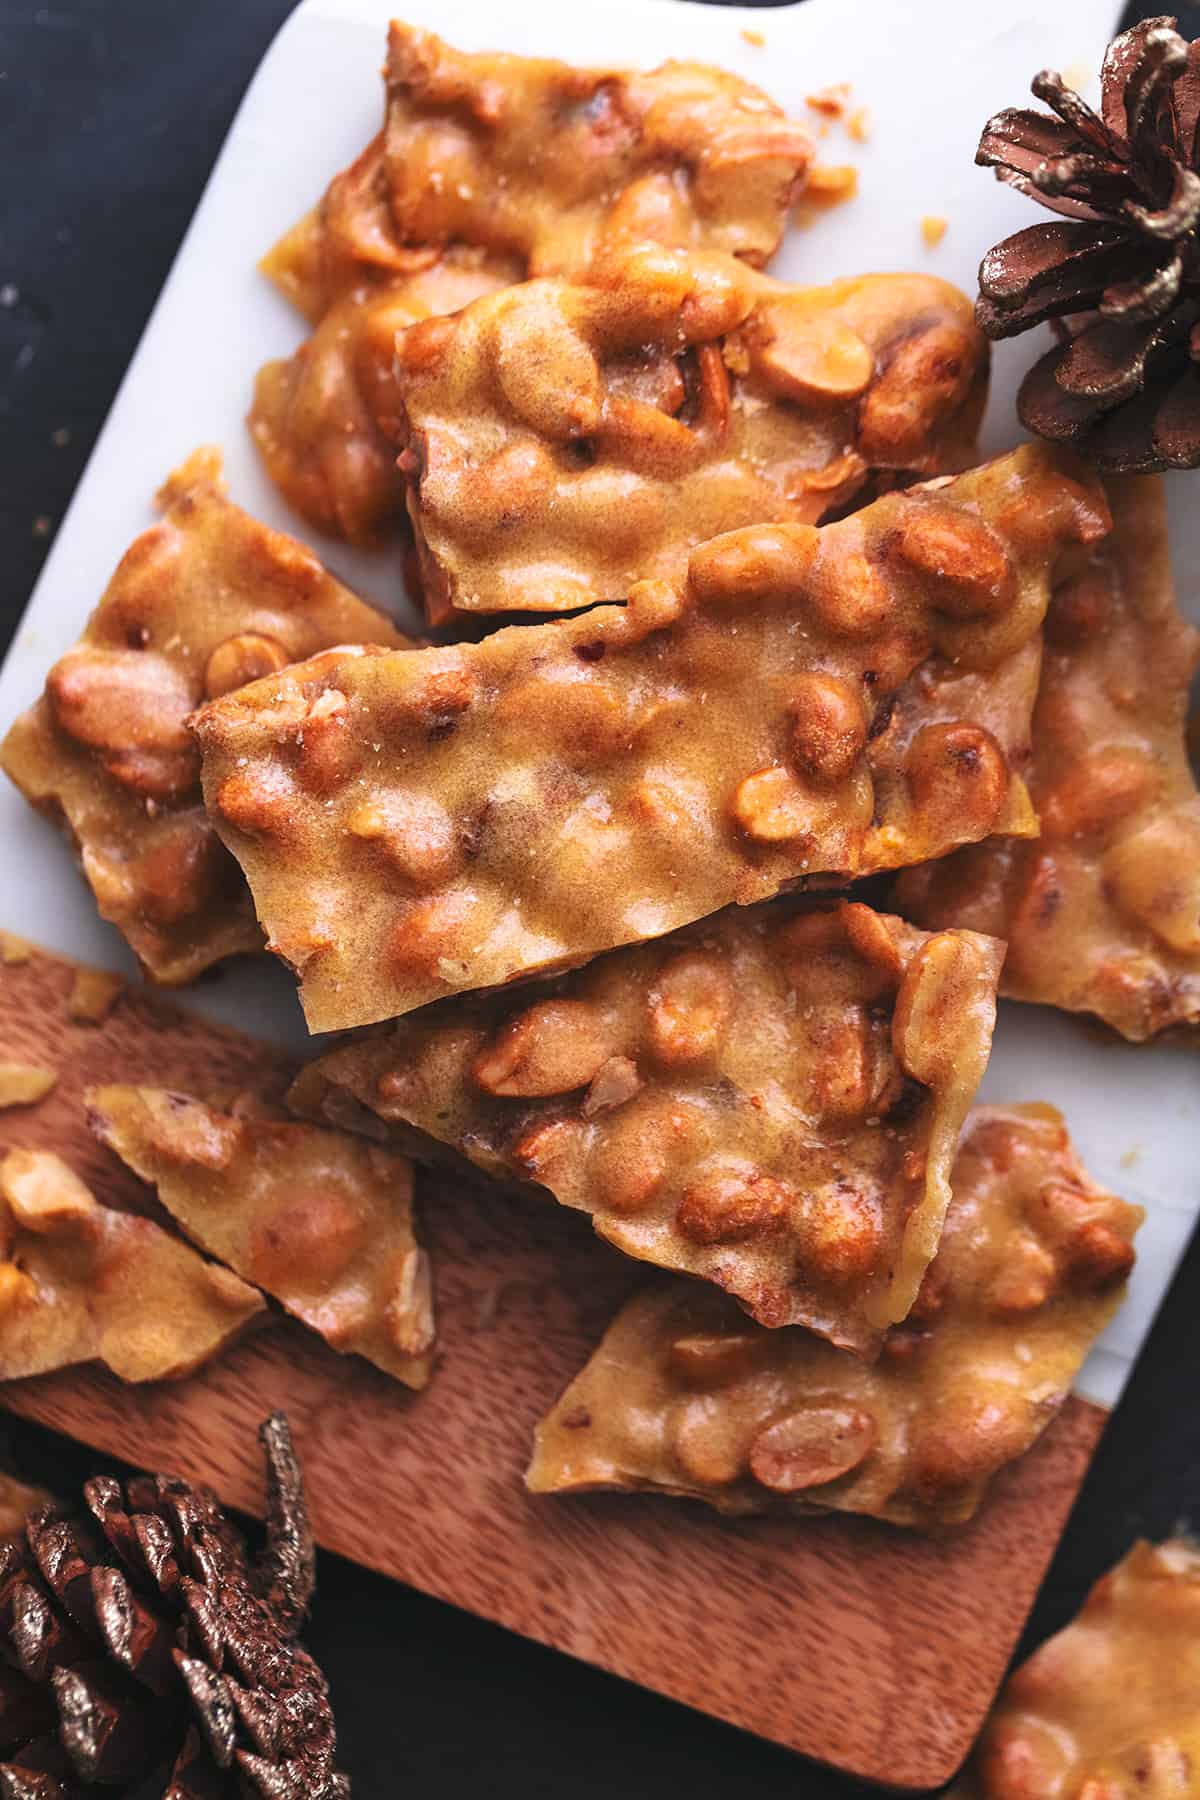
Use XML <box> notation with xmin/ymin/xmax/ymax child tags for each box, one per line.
<box><xmin>194</xmin><ymin>446</ymin><xmax>1106</xmax><ymax>1031</ymax></box>
<box><xmin>87</xmin><ymin>1085</ymin><xmax>433</xmax><ymax>1388</ymax></box>
<box><xmin>897</xmin><ymin>476</ymin><xmax>1200</xmax><ymax>1040</ymax></box>
<box><xmin>957</xmin><ymin>1540</ymin><xmax>1200</xmax><ymax>1797</ymax></box>
<box><xmin>394</xmin><ymin>248</ymin><xmax>988</xmax><ymax>620</ymax></box>
<box><xmin>0</xmin><ymin>1148</ymin><xmax>264</xmax><ymax>1382</ymax></box>
<box><xmin>290</xmin><ymin>899</ymin><xmax>1003</xmax><ymax>1345</ymax></box>
<box><xmin>527</xmin><ymin>1106</ymin><xmax>1141</xmax><ymax>1526</ymax></box>
<box><xmin>0</xmin><ymin>450</ymin><xmax>407</xmax><ymax>985</ymax></box>
<box><xmin>381</xmin><ymin>23</ymin><xmax>814</xmax><ymax>276</ymax></box>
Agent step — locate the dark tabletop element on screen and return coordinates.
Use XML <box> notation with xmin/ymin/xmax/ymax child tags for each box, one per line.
<box><xmin>2</xmin><ymin>1</ymin><xmax>1199</xmax><ymax>1794</ymax></box>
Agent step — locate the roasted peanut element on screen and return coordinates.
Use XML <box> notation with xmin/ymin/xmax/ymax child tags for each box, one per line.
<box><xmin>803</xmin><ymin>1182</ymin><xmax>885</xmax><ymax>1282</ymax></box>
<box><xmin>647</xmin><ymin>950</ymin><xmax>733</xmax><ymax>1066</ymax></box>
<box><xmin>749</xmin><ymin>1404</ymin><xmax>877</xmax><ymax>1492</ymax></box>
<box><xmin>582</xmin><ymin>1055</ymin><xmax>642</xmax><ymax>1117</ymax></box>
<box><xmin>1105</xmin><ymin>809</ymin><xmax>1200</xmax><ymax>953</ymax></box>
<box><xmin>592</xmin><ymin>1097</ymin><xmax>700</xmax><ymax>1216</ymax></box>
<box><xmin>731</xmin><ymin>764</ymin><xmax>815</xmax><ymax>843</ymax></box>
<box><xmin>905</xmin><ymin>722</ymin><xmax>1008</xmax><ymax>844</ymax></box>
<box><xmin>667</xmin><ymin>1329</ymin><xmax>763</xmax><ymax>1386</ymax></box>
<box><xmin>787</xmin><ymin>672</ymin><xmax>867</xmax><ymax>782</ymax></box>
<box><xmin>346</xmin><ymin>792</ymin><xmax>463</xmax><ymax>888</ymax></box>
<box><xmin>857</xmin><ymin>322</ymin><xmax>975</xmax><ymax>464</ymax></box>
<box><xmin>673</xmin><ymin>1398</ymin><xmax>746</xmax><ymax>1487</ymax></box>
<box><xmin>472</xmin><ymin>999</ymin><xmax>613</xmax><ymax>1098</ymax></box>
<box><xmin>752</xmin><ymin>302</ymin><xmax>872</xmax><ymax>403</ymax></box>
<box><xmin>890</xmin><ymin>507</ymin><xmax>1012</xmax><ymax>617</ymax></box>
<box><xmin>675</xmin><ymin>1165</ymin><xmax>792</xmax><ymax>1245</ymax></box>
<box><xmin>204</xmin><ymin>633</ymin><xmax>290</xmax><ymax>699</ymax></box>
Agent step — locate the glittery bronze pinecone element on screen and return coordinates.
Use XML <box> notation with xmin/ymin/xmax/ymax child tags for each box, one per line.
<box><xmin>976</xmin><ymin>15</ymin><xmax>1200</xmax><ymax>471</ymax></box>
<box><xmin>0</xmin><ymin>1416</ymin><xmax>347</xmax><ymax>1799</ymax></box>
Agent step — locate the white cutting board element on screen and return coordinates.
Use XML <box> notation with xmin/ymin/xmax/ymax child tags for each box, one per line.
<box><xmin>0</xmin><ymin>0</ymin><xmax>1191</xmax><ymax>1407</ymax></box>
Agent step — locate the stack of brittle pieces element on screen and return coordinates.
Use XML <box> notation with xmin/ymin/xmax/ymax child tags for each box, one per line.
<box><xmin>3</xmin><ymin>17</ymin><xmax>1195</xmax><ymax>1550</ymax></box>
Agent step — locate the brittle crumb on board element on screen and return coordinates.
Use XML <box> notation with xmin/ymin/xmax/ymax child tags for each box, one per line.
<box><xmin>740</xmin><ymin>27</ymin><xmax>765</xmax><ymax>48</ymax></box>
<box><xmin>0</xmin><ymin>1064</ymin><xmax>57</xmax><ymax>1108</ymax></box>
<box><xmin>66</xmin><ymin>965</ymin><xmax>126</xmax><ymax>1025</ymax></box>
<box><xmin>921</xmin><ymin>215</ymin><xmax>948</xmax><ymax>248</ymax></box>
<box><xmin>807</xmin><ymin>82</ymin><xmax>851</xmax><ymax>117</ymax></box>
<box><xmin>0</xmin><ymin>934</ymin><xmax>30</xmax><ymax>966</ymax></box>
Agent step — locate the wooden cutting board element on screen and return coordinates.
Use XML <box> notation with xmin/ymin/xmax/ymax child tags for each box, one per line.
<box><xmin>0</xmin><ymin>944</ymin><xmax>1107</xmax><ymax>1789</ymax></box>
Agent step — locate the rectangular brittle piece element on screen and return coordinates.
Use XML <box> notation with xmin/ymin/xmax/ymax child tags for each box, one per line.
<box><xmin>527</xmin><ymin>1106</ymin><xmax>1141</xmax><ymax>1527</ymax></box>
<box><xmin>954</xmin><ymin>1539</ymin><xmax>1200</xmax><ymax>1793</ymax></box>
<box><xmin>194</xmin><ymin>445</ymin><xmax>1108</xmax><ymax>1030</ymax></box>
<box><xmin>0</xmin><ymin>450</ymin><xmax>408</xmax><ymax>985</ymax></box>
<box><xmin>289</xmin><ymin>898</ymin><xmax>1003</xmax><ymax>1348</ymax></box>
<box><xmin>897</xmin><ymin>475</ymin><xmax>1200</xmax><ymax>1040</ymax></box>
<box><xmin>87</xmin><ymin>1085</ymin><xmax>434</xmax><ymax>1388</ymax></box>
<box><xmin>381</xmin><ymin>22</ymin><xmax>815</xmax><ymax>277</ymax></box>
<box><xmin>0</xmin><ymin>1148</ymin><xmax>264</xmax><ymax>1382</ymax></box>
<box><xmin>394</xmin><ymin>247</ymin><xmax>988</xmax><ymax>620</ymax></box>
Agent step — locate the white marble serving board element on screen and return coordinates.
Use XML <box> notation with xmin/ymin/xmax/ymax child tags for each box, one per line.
<box><xmin>0</xmin><ymin>0</ymin><xmax>1191</xmax><ymax>1406</ymax></box>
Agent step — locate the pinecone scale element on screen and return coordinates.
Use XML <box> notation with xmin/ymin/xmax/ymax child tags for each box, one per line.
<box><xmin>0</xmin><ymin>1419</ymin><xmax>346</xmax><ymax>1800</ymax></box>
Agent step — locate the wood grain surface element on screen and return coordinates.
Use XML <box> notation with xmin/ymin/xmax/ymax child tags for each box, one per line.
<box><xmin>0</xmin><ymin>945</ymin><xmax>1110</xmax><ymax>1788</ymax></box>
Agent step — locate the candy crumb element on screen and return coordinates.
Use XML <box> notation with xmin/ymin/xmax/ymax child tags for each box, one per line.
<box><xmin>921</xmin><ymin>215</ymin><xmax>948</xmax><ymax>248</ymax></box>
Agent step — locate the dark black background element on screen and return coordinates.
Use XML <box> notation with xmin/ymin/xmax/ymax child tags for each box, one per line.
<box><xmin>1</xmin><ymin>2</ymin><xmax>1198</xmax><ymax>1794</ymax></box>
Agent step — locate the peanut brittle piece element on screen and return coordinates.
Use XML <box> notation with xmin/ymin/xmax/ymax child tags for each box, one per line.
<box><xmin>394</xmin><ymin>246</ymin><xmax>988</xmax><ymax>620</ymax></box>
<box><xmin>527</xmin><ymin>1105</ymin><xmax>1141</xmax><ymax>1526</ymax></box>
<box><xmin>957</xmin><ymin>1540</ymin><xmax>1200</xmax><ymax>1796</ymax></box>
<box><xmin>0</xmin><ymin>449</ymin><xmax>408</xmax><ymax>985</ymax></box>
<box><xmin>898</xmin><ymin>476</ymin><xmax>1200</xmax><ymax>1040</ymax></box>
<box><xmin>194</xmin><ymin>445</ymin><xmax>1107</xmax><ymax>1031</ymax></box>
<box><xmin>0</xmin><ymin>1148</ymin><xmax>263</xmax><ymax>1381</ymax></box>
<box><xmin>251</xmin><ymin>241</ymin><xmax>518</xmax><ymax>546</ymax></box>
<box><xmin>290</xmin><ymin>899</ymin><xmax>1003</xmax><ymax>1344</ymax></box>
<box><xmin>87</xmin><ymin>1086</ymin><xmax>433</xmax><ymax>1388</ymax></box>
<box><xmin>382</xmin><ymin>23</ymin><xmax>814</xmax><ymax>277</ymax></box>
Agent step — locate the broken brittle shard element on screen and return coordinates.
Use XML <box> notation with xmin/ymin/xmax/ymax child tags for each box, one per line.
<box><xmin>381</xmin><ymin>22</ymin><xmax>815</xmax><ymax>276</ymax></box>
<box><xmin>954</xmin><ymin>1539</ymin><xmax>1200</xmax><ymax>1794</ymax></box>
<box><xmin>0</xmin><ymin>1148</ymin><xmax>264</xmax><ymax>1382</ymax></box>
<box><xmin>251</xmin><ymin>23</ymin><xmax>815</xmax><ymax>548</ymax></box>
<box><xmin>193</xmin><ymin>445</ymin><xmax>1108</xmax><ymax>1032</ymax></box>
<box><xmin>0</xmin><ymin>450</ymin><xmax>408</xmax><ymax>985</ymax></box>
<box><xmin>290</xmin><ymin>899</ymin><xmax>1003</xmax><ymax>1347</ymax></box>
<box><xmin>87</xmin><ymin>1085</ymin><xmax>434</xmax><ymax>1388</ymax></box>
<box><xmin>527</xmin><ymin>1106</ymin><xmax>1141</xmax><ymax>1527</ymax></box>
<box><xmin>897</xmin><ymin>475</ymin><xmax>1200</xmax><ymax>1040</ymax></box>
<box><xmin>393</xmin><ymin>246</ymin><xmax>989</xmax><ymax>621</ymax></box>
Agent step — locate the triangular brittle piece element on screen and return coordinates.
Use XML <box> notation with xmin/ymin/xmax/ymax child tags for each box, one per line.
<box><xmin>87</xmin><ymin>1086</ymin><xmax>433</xmax><ymax>1388</ymax></box>
<box><xmin>0</xmin><ymin>1149</ymin><xmax>264</xmax><ymax>1381</ymax></box>
<box><xmin>528</xmin><ymin>1106</ymin><xmax>1141</xmax><ymax>1527</ymax></box>
<box><xmin>291</xmin><ymin>899</ymin><xmax>1003</xmax><ymax>1348</ymax></box>
<box><xmin>194</xmin><ymin>445</ymin><xmax>1106</xmax><ymax>1031</ymax></box>
<box><xmin>898</xmin><ymin>475</ymin><xmax>1200</xmax><ymax>1040</ymax></box>
<box><xmin>0</xmin><ymin>450</ymin><xmax>408</xmax><ymax>985</ymax></box>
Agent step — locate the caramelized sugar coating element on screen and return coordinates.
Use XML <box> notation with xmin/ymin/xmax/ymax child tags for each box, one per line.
<box><xmin>87</xmin><ymin>1086</ymin><xmax>433</xmax><ymax>1388</ymax></box>
<box><xmin>527</xmin><ymin>1106</ymin><xmax>1141</xmax><ymax>1526</ymax></box>
<box><xmin>0</xmin><ymin>1149</ymin><xmax>264</xmax><ymax>1382</ymax></box>
<box><xmin>382</xmin><ymin>23</ymin><xmax>814</xmax><ymax>278</ymax></box>
<box><xmin>394</xmin><ymin>246</ymin><xmax>988</xmax><ymax>620</ymax></box>
<box><xmin>251</xmin><ymin>246</ymin><xmax>517</xmax><ymax>546</ymax></box>
<box><xmin>898</xmin><ymin>477</ymin><xmax>1200</xmax><ymax>1040</ymax></box>
<box><xmin>289</xmin><ymin>899</ymin><xmax>1003</xmax><ymax>1344</ymax></box>
<box><xmin>0</xmin><ymin>450</ymin><xmax>408</xmax><ymax>985</ymax></box>
<box><xmin>959</xmin><ymin>1540</ymin><xmax>1200</xmax><ymax>1796</ymax></box>
<box><xmin>193</xmin><ymin>446</ymin><xmax>1107</xmax><ymax>1032</ymax></box>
